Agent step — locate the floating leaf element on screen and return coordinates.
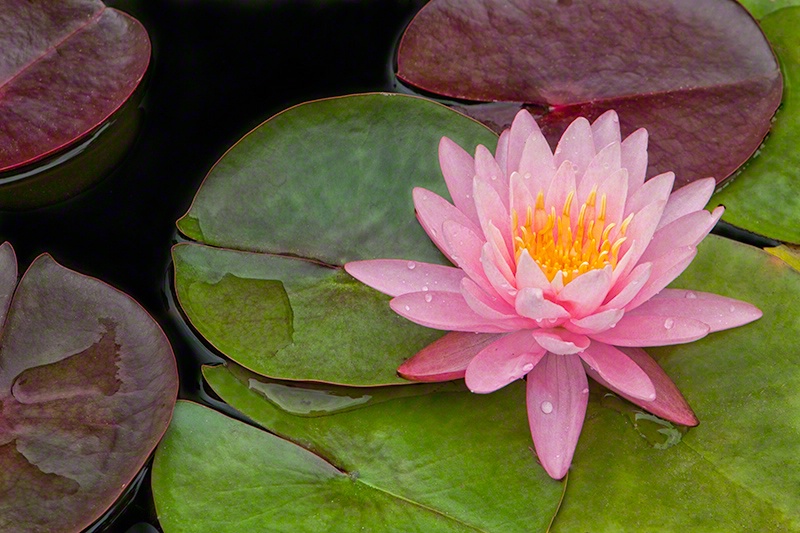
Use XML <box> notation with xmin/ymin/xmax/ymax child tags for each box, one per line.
<box><xmin>175</xmin><ymin>94</ymin><xmax>497</xmax><ymax>384</ymax></box>
<box><xmin>396</xmin><ymin>0</ymin><xmax>781</xmax><ymax>188</ymax></box>
<box><xmin>153</xmin><ymin>382</ymin><xmax>563</xmax><ymax>532</ymax></box>
<box><xmin>710</xmin><ymin>9</ymin><xmax>800</xmax><ymax>243</ymax></box>
<box><xmin>766</xmin><ymin>243</ymin><xmax>800</xmax><ymax>271</ymax></box>
<box><xmin>551</xmin><ymin>235</ymin><xmax>800</xmax><ymax>530</ymax></box>
<box><xmin>0</xmin><ymin>243</ymin><xmax>177</xmax><ymax>533</ymax></box>
<box><xmin>738</xmin><ymin>0</ymin><xmax>800</xmax><ymax>18</ymax></box>
<box><xmin>0</xmin><ymin>0</ymin><xmax>150</xmax><ymax>172</ymax></box>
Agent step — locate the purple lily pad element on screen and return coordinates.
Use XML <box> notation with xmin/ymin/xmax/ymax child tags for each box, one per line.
<box><xmin>0</xmin><ymin>0</ymin><xmax>150</xmax><ymax>173</ymax></box>
<box><xmin>397</xmin><ymin>0</ymin><xmax>782</xmax><ymax>187</ymax></box>
<box><xmin>0</xmin><ymin>243</ymin><xmax>177</xmax><ymax>532</ymax></box>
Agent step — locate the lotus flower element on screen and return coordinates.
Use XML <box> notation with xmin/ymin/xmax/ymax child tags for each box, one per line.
<box><xmin>345</xmin><ymin>110</ymin><xmax>762</xmax><ymax>479</ymax></box>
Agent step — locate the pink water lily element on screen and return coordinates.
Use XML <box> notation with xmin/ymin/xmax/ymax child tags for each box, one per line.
<box><xmin>345</xmin><ymin>110</ymin><xmax>762</xmax><ymax>479</ymax></box>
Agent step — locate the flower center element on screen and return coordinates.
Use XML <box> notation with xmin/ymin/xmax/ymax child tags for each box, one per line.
<box><xmin>512</xmin><ymin>187</ymin><xmax>632</xmax><ymax>284</ymax></box>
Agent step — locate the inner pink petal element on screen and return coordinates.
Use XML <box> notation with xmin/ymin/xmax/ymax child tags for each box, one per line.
<box><xmin>413</xmin><ymin>187</ymin><xmax>479</xmax><ymax>264</ymax></box>
<box><xmin>515</xmin><ymin>250</ymin><xmax>553</xmax><ymax>295</ymax></box>
<box><xmin>624</xmin><ymin>171</ymin><xmax>674</xmax><ymax>218</ymax></box>
<box><xmin>625</xmin><ymin>245</ymin><xmax>697</xmax><ymax>311</ymax></box>
<box><xmin>639</xmin><ymin>207</ymin><xmax>723</xmax><ymax>264</ymax></box>
<box><xmin>532</xmin><ymin>329</ymin><xmax>590</xmax><ymax>355</ymax></box>
<box><xmin>578</xmin><ymin>342</ymin><xmax>655</xmax><ymax>401</ymax></box>
<box><xmin>526</xmin><ymin>353</ymin><xmax>589</xmax><ymax>480</ymax></box>
<box><xmin>565</xmin><ymin>308</ymin><xmax>624</xmax><ymax>335</ymax></box>
<box><xmin>517</xmin><ymin>129</ymin><xmax>556</xmax><ymax>193</ymax></box>
<box><xmin>556</xmin><ymin>266</ymin><xmax>612</xmax><ymax>318</ymax></box>
<box><xmin>620</xmin><ymin>128</ymin><xmax>648</xmax><ymax>194</ymax></box>
<box><xmin>465</xmin><ymin>330</ymin><xmax>546</xmax><ymax>393</ymax></box>
<box><xmin>554</xmin><ymin>117</ymin><xmax>595</xmax><ymax>179</ymax></box>
<box><xmin>475</xmin><ymin>144</ymin><xmax>508</xmax><ymax>204</ymax></box>
<box><xmin>507</xmin><ymin>110</ymin><xmax>538</xmax><ymax>175</ymax></box>
<box><xmin>442</xmin><ymin>220</ymin><xmax>493</xmax><ymax>294</ymax></box>
<box><xmin>577</xmin><ymin>142</ymin><xmax>621</xmax><ymax>202</ymax></box>
<box><xmin>438</xmin><ymin>137</ymin><xmax>480</xmax><ymax>225</ymax></box>
<box><xmin>546</xmin><ymin>160</ymin><xmax>577</xmax><ymax>215</ymax></box>
<box><xmin>398</xmin><ymin>331</ymin><xmax>502</xmax><ymax>382</ymax></box>
<box><xmin>658</xmin><ymin>177</ymin><xmax>716</xmax><ymax>230</ymax></box>
<box><xmin>515</xmin><ymin>287</ymin><xmax>570</xmax><ymax>323</ymax></box>
<box><xmin>344</xmin><ymin>259</ymin><xmax>464</xmax><ymax>297</ymax></box>
<box><xmin>474</xmin><ymin>179</ymin><xmax>511</xmax><ymax>252</ymax></box>
<box><xmin>590</xmin><ymin>110</ymin><xmax>621</xmax><ymax>152</ymax></box>
<box><xmin>461</xmin><ymin>277</ymin><xmax>518</xmax><ymax>320</ymax></box>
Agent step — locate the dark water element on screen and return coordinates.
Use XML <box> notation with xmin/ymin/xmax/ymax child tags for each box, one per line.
<box><xmin>0</xmin><ymin>0</ymin><xmax>426</xmax><ymax>530</ymax></box>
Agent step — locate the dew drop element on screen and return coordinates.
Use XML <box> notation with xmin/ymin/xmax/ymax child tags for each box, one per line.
<box><xmin>729</xmin><ymin>305</ymin><xmax>736</xmax><ymax>312</ymax></box>
<box><xmin>555</xmin><ymin>147</ymin><xmax>562</xmax><ymax>155</ymax></box>
<box><xmin>522</xmin><ymin>363</ymin><xmax>534</xmax><ymax>372</ymax></box>
<box><xmin>685</xmin><ymin>291</ymin><xmax>697</xmax><ymax>299</ymax></box>
<box><xmin>491</xmin><ymin>175</ymin><xmax>498</xmax><ymax>181</ymax></box>
<box><xmin>540</xmin><ymin>401</ymin><xmax>554</xmax><ymax>414</ymax></box>
<box><xmin>407</xmin><ymin>261</ymin><xmax>416</xmax><ymax>270</ymax></box>
<box><xmin>422</xmin><ymin>285</ymin><xmax>429</xmax><ymax>291</ymax></box>
<box><xmin>524</xmin><ymin>172</ymin><xmax>532</xmax><ymax>180</ymax></box>
<box><xmin>404</xmin><ymin>305</ymin><xmax>410</xmax><ymax>311</ymax></box>
<box><xmin>430</xmin><ymin>229</ymin><xmax>437</xmax><ymax>236</ymax></box>
<box><xmin>581</xmin><ymin>388</ymin><xmax>589</xmax><ymax>394</ymax></box>
<box><xmin>424</xmin><ymin>294</ymin><xmax>433</xmax><ymax>303</ymax></box>
<box><xmin>664</xmin><ymin>318</ymin><xmax>674</xmax><ymax>329</ymax></box>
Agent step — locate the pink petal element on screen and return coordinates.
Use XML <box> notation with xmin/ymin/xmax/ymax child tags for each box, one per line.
<box><xmin>506</xmin><ymin>110</ymin><xmax>538</xmax><ymax>175</ymax></box>
<box><xmin>509</xmin><ymin>170</ymin><xmax>538</xmax><ymax>228</ymax></box>
<box><xmin>554</xmin><ymin>117</ymin><xmax>595</xmax><ymax>179</ymax></box>
<box><xmin>439</xmin><ymin>137</ymin><xmax>480</xmax><ymax>225</ymax></box>
<box><xmin>515</xmin><ymin>287</ymin><xmax>570</xmax><ymax>322</ymax></box>
<box><xmin>588</xmin><ymin>314</ymin><xmax>710</xmax><ymax>347</ymax></box>
<box><xmin>625</xmin><ymin>171</ymin><xmax>674</xmax><ymax>218</ymax></box>
<box><xmin>631</xmin><ymin>289</ymin><xmax>762</xmax><ymax>332</ymax></box>
<box><xmin>344</xmin><ymin>259</ymin><xmax>464</xmax><ymax>297</ymax></box>
<box><xmin>625</xmin><ymin>245</ymin><xmax>697</xmax><ymax>311</ymax></box>
<box><xmin>640</xmin><ymin>207</ymin><xmax>723</xmax><ymax>264</ymax></box>
<box><xmin>465</xmin><ymin>330</ymin><xmax>546</xmax><ymax>393</ymax></box>
<box><xmin>398</xmin><ymin>332</ymin><xmax>501</xmax><ymax>382</ymax></box>
<box><xmin>517</xmin><ymin>128</ymin><xmax>556</xmax><ymax>195</ymax></box>
<box><xmin>602</xmin><ymin>262</ymin><xmax>652</xmax><ymax>310</ymax></box>
<box><xmin>475</xmin><ymin>145</ymin><xmax>508</xmax><ymax>204</ymax></box>
<box><xmin>532</xmin><ymin>329</ymin><xmax>590</xmax><ymax>355</ymax></box>
<box><xmin>546</xmin><ymin>160</ymin><xmax>577</xmax><ymax>215</ymax></box>
<box><xmin>527</xmin><ymin>353</ymin><xmax>589</xmax><ymax>479</ymax></box>
<box><xmin>591</xmin><ymin>110</ymin><xmax>621</xmax><ymax>151</ymax></box>
<box><xmin>461</xmin><ymin>277</ymin><xmax>518</xmax><ymax>320</ymax></box>
<box><xmin>585</xmin><ymin>346</ymin><xmax>698</xmax><ymax>426</ymax></box>
<box><xmin>473</xmin><ymin>179</ymin><xmax>511</xmax><ymax>251</ymax></box>
<box><xmin>565</xmin><ymin>308</ymin><xmax>624</xmax><ymax>335</ymax></box>
<box><xmin>595</xmin><ymin>168</ymin><xmax>628</xmax><ymax>227</ymax></box>
<box><xmin>413</xmin><ymin>188</ymin><xmax>478</xmax><ymax>264</ymax></box>
<box><xmin>515</xmin><ymin>250</ymin><xmax>553</xmax><ymax>295</ymax></box>
<box><xmin>485</xmin><ymin>225</ymin><xmax>515</xmax><ymax>284</ymax></box>
<box><xmin>658</xmin><ymin>177</ymin><xmax>716</xmax><ymax>230</ymax></box>
<box><xmin>617</xmin><ymin>200</ymin><xmax>666</xmax><ymax>262</ymax></box>
<box><xmin>620</xmin><ymin>128</ymin><xmax>648</xmax><ymax>194</ymax></box>
<box><xmin>577</xmin><ymin>142</ymin><xmax>621</xmax><ymax>202</ymax></box>
<box><xmin>579</xmin><ymin>342</ymin><xmax>654</xmax><ymax>401</ymax></box>
<box><xmin>442</xmin><ymin>220</ymin><xmax>493</xmax><ymax>294</ymax></box>
<box><xmin>481</xmin><ymin>245</ymin><xmax>518</xmax><ymax>306</ymax></box>
<box><xmin>391</xmin><ymin>291</ymin><xmax>529</xmax><ymax>333</ymax></box>
<box><xmin>495</xmin><ymin>129</ymin><xmax>510</xmax><ymax>176</ymax></box>
<box><xmin>556</xmin><ymin>266</ymin><xmax>612</xmax><ymax>318</ymax></box>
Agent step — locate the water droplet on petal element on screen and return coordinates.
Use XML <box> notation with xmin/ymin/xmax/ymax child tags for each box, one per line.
<box><xmin>541</xmin><ymin>401</ymin><xmax>554</xmax><ymax>414</ymax></box>
<box><xmin>524</xmin><ymin>172</ymin><xmax>531</xmax><ymax>180</ymax></box>
<box><xmin>685</xmin><ymin>291</ymin><xmax>697</xmax><ymax>299</ymax></box>
<box><xmin>729</xmin><ymin>305</ymin><xmax>736</xmax><ymax>312</ymax></box>
<box><xmin>491</xmin><ymin>175</ymin><xmax>498</xmax><ymax>181</ymax></box>
<box><xmin>407</xmin><ymin>261</ymin><xmax>416</xmax><ymax>270</ymax></box>
<box><xmin>404</xmin><ymin>305</ymin><xmax>410</xmax><ymax>311</ymax></box>
<box><xmin>424</xmin><ymin>294</ymin><xmax>433</xmax><ymax>303</ymax></box>
<box><xmin>581</xmin><ymin>388</ymin><xmax>589</xmax><ymax>394</ymax></box>
<box><xmin>430</xmin><ymin>228</ymin><xmax>437</xmax><ymax>236</ymax></box>
<box><xmin>555</xmin><ymin>147</ymin><xmax>562</xmax><ymax>155</ymax></box>
<box><xmin>422</xmin><ymin>285</ymin><xmax>429</xmax><ymax>291</ymax></box>
<box><xmin>522</xmin><ymin>363</ymin><xmax>534</xmax><ymax>372</ymax></box>
<box><xmin>664</xmin><ymin>318</ymin><xmax>674</xmax><ymax>329</ymax></box>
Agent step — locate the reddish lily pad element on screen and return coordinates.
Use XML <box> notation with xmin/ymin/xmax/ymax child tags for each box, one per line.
<box><xmin>397</xmin><ymin>0</ymin><xmax>782</xmax><ymax>188</ymax></box>
<box><xmin>0</xmin><ymin>0</ymin><xmax>150</xmax><ymax>173</ymax></box>
<box><xmin>0</xmin><ymin>243</ymin><xmax>178</xmax><ymax>532</ymax></box>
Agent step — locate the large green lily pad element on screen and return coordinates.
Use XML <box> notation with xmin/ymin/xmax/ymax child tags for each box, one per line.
<box><xmin>710</xmin><ymin>8</ymin><xmax>800</xmax><ymax>244</ymax></box>
<box><xmin>0</xmin><ymin>243</ymin><xmax>178</xmax><ymax>533</ymax></box>
<box><xmin>174</xmin><ymin>94</ymin><xmax>498</xmax><ymax>384</ymax></box>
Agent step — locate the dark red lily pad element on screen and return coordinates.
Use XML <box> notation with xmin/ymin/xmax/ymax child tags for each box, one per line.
<box><xmin>0</xmin><ymin>243</ymin><xmax>177</xmax><ymax>532</ymax></box>
<box><xmin>397</xmin><ymin>0</ymin><xmax>782</xmax><ymax>187</ymax></box>
<box><xmin>0</xmin><ymin>0</ymin><xmax>150</xmax><ymax>173</ymax></box>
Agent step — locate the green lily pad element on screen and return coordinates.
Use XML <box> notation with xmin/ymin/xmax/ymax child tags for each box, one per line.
<box><xmin>0</xmin><ymin>243</ymin><xmax>178</xmax><ymax>532</ymax></box>
<box><xmin>152</xmin><ymin>381</ymin><xmax>563</xmax><ymax>532</ymax></box>
<box><xmin>551</xmin><ymin>235</ymin><xmax>800</xmax><ymax>530</ymax></box>
<box><xmin>710</xmin><ymin>9</ymin><xmax>800</xmax><ymax>243</ymax></box>
<box><xmin>174</xmin><ymin>94</ymin><xmax>498</xmax><ymax>384</ymax></box>
<box><xmin>738</xmin><ymin>0</ymin><xmax>800</xmax><ymax>19</ymax></box>
<box><xmin>766</xmin><ymin>244</ymin><xmax>800</xmax><ymax>270</ymax></box>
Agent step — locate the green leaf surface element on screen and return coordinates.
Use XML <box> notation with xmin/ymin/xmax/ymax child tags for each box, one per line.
<box><xmin>172</xmin><ymin>243</ymin><xmax>443</xmax><ymax>385</ymax></box>
<box><xmin>153</xmin><ymin>397</ymin><xmax>563</xmax><ymax>532</ymax></box>
<box><xmin>174</xmin><ymin>94</ymin><xmax>497</xmax><ymax>383</ymax></box>
<box><xmin>711</xmin><ymin>9</ymin><xmax>800</xmax><ymax>243</ymax></box>
<box><xmin>552</xmin><ymin>235</ymin><xmax>800</xmax><ymax>531</ymax></box>
<box><xmin>738</xmin><ymin>0</ymin><xmax>800</xmax><ymax>18</ymax></box>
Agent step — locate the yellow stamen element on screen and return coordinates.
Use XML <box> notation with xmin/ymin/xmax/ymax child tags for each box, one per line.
<box><xmin>512</xmin><ymin>188</ymin><xmax>632</xmax><ymax>284</ymax></box>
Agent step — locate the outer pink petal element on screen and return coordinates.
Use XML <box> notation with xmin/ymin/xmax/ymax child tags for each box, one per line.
<box><xmin>625</xmin><ymin>245</ymin><xmax>697</xmax><ymax>311</ymax></box>
<box><xmin>398</xmin><ymin>332</ymin><xmax>501</xmax><ymax>382</ymax></box>
<box><xmin>461</xmin><ymin>278</ymin><xmax>518</xmax><ymax>320</ymax></box>
<box><xmin>527</xmin><ymin>353</ymin><xmax>589</xmax><ymax>479</ymax></box>
<box><xmin>442</xmin><ymin>220</ymin><xmax>493</xmax><ymax>294</ymax></box>
<box><xmin>591</xmin><ymin>110</ymin><xmax>621</xmax><ymax>152</ymax></box>
<box><xmin>579</xmin><ymin>342</ymin><xmax>655</xmax><ymax>401</ymax></box>
<box><xmin>620</xmin><ymin>128</ymin><xmax>648</xmax><ymax>194</ymax></box>
<box><xmin>624</xmin><ymin>171</ymin><xmax>674</xmax><ymax>218</ymax></box>
<box><xmin>391</xmin><ymin>291</ymin><xmax>528</xmax><ymax>333</ymax></box>
<box><xmin>439</xmin><ymin>137</ymin><xmax>480</xmax><ymax>225</ymax></box>
<box><xmin>556</xmin><ymin>266</ymin><xmax>612</xmax><ymax>318</ymax></box>
<box><xmin>515</xmin><ymin>287</ymin><xmax>570</xmax><ymax>322</ymax></box>
<box><xmin>640</xmin><ymin>207</ymin><xmax>723</xmax><ymax>264</ymax></box>
<box><xmin>532</xmin><ymin>329</ymin><xmax>590</xmax><ymax>355</ymax></box>
<box><xmin>584</xmin><ymin>346</ymin><xmax>698</xmax><ymax>426</ymax></box>
<box><xmin>481</xmin><ymin>245</ymin><xmax>518</xmax><ymax>306</ymax></box>
<box><xmin>657</xmin><ymin>177</ymin><xmax>716</xmax><ymax>230</ymax></box>
<box><xmin>485</xmin><ymin>225</ymin><xmax>515</xmax><ymax>284</ymax></box>
<box><xmin>631</xmin><ymin>289</ymin><xmax>762</xmax><ymax>332</ymax></box>
<box><xmin>565</xmin><ymin>308</ymin><xmax>624</xmax><ymax>335</ymax></box>
<box><xmin>344</xmin><ymin>259</ymin><xmax>464</xmax><ymax>297</ymax></box>
<box><xmin>589</xmin><ymin>314</ymin><xmax>710</xmax><ymax>347</ymax></box>
<box><xmin>554</xmin><ymin>117</ymin><xmax>595</xmax><ymax>179</ymax></box>
<box><xmin>616</xmin><ymin>200</ymin><xmax>666</xmax><ymax>265</ymax></box>
<box><xmin>474</xmin><ymin>179</ymin><xmax>511</xmax><ymax>251</ymax></box>
<box><xmin>517</xmin><ymin>130</ymin><xmax>557</xmax><ymax>194</ymax></box>
<box><xmin>495</xmin><ymin>129</ymin><xmax>510</xmax><ymax>176</ymax></box>
<box><xmin>602</xmin><ymin>262</ymin><xmax>651</xmax><ymax>310</ymax></box>
<box><xmin>465</xmin><ymin>330</ymin><xmax>546</xmax><ymax>393</ymax></box>
<box><xmin>413</xmin><ymin>188</ymin><xmax>478</xmax><ymax>263</ymax></box>
<box><xmin>506</xmin><ymin>110</ymin><xmax>538</xmax><ymax>176</ymax></box>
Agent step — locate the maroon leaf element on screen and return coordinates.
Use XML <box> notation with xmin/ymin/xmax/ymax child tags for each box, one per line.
<box><xmin>0</xmin><ymin>0</ymin><xmax>150</xmax><ymax>172</ymax></box>
<box><xmin>0</xmin><ymin>243</ymin><xmax>177</xmax><ymax>533</ymax></box>
<box><xmin>397</xmin><ymin>0</ymin><xmax>782</xmax><ymax>187</ymax></box>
